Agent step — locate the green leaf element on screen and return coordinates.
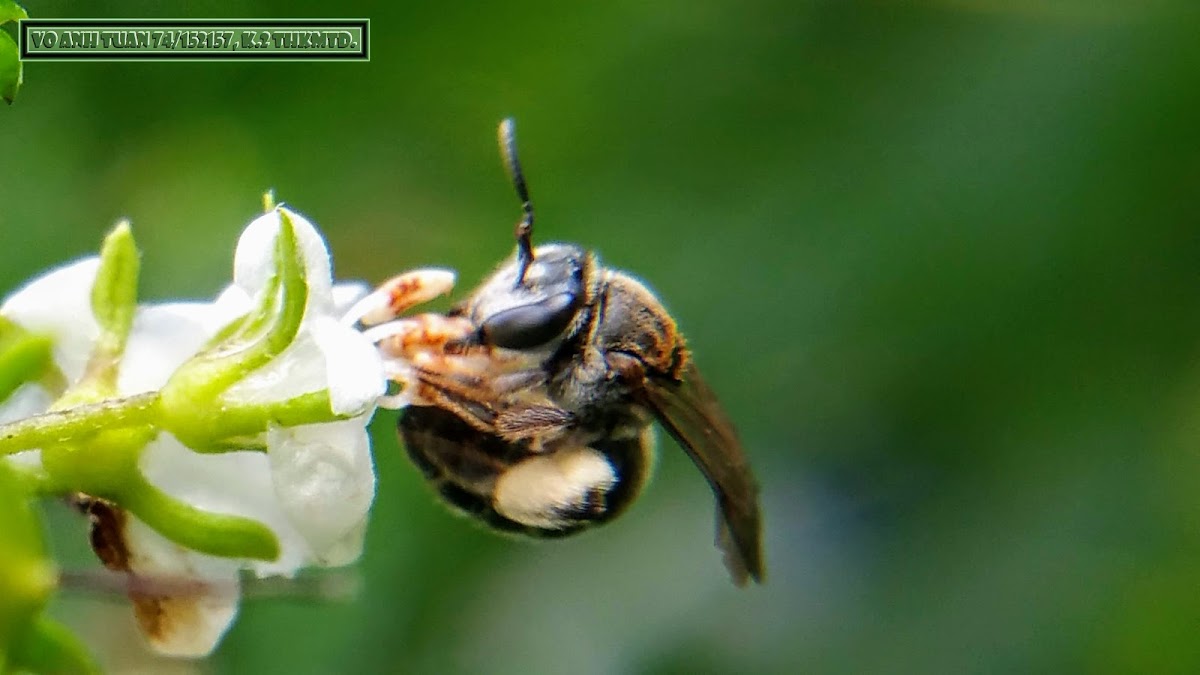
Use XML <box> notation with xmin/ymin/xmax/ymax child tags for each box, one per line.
<box><xmin>0</xmin><ymin>29</ymin><xmax>20</xmax><ymax>106</ymax></box>
<box><xmin>0</xmin><ymin>2</ymin><xmax>29</xmax><ymax>104</ymax></box>
<box><xmin>0</xmin><ymin>1</ymin><xmax>29</xmax><ymax>23</ymax></box>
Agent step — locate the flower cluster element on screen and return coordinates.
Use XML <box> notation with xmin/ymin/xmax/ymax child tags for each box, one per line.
<box><xmin>0</xmin><ymin>204</ymin><xmax>388</xmax><ymax>661</ymax></box>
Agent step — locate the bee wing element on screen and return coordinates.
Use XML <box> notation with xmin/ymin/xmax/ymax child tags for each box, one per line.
<box><xmin>642</xmin><ymin>361</ymin><xmax>765</xmax><ymax>585</ymax></box>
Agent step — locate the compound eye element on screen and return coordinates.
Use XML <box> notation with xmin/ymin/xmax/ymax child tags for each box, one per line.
<box><xmin>480</xmin><ymin>292</ymin><xmax>579</xmax><ymax>350</ymax></box>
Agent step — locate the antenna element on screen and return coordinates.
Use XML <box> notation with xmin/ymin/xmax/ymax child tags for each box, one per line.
<box><xmin>498</xmin><ymin>118</ymin><xmax>535</xmax><ymax>286</ymax></box>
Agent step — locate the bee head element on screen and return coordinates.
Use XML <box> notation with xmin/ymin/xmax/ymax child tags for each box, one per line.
<box><xmin>460</xmin><ymin>243</ymin><xmax>591</xmax><ymax>351</ymax></box>
<box><xmin>452</xmin><ymin>119</ymin><xmax>594</xmax><ymax>352</ymax></box>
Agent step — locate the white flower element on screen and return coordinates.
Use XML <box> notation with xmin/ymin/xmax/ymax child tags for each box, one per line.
<box><xmin>0</xmin><ymin>208</ymin><xmax>386</xmax><ymax>657</ymax></box>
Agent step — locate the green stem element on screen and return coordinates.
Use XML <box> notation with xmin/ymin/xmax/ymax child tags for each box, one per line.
<box><xmin>177</xmin><ymin>391</ymin><xmax>342</xmax><ymax>454</ymax></box>
<box><xmin>124</xmin><ymin>474</ymin><xmax>280</xmax><ymax>560</ymax></box>
<box><xmin>226</xmin><ymin>390</ymin><xmax>343</xmax><ymax>430</ymax></box>
<box><xmin>0</xmin><ymin>392</ymin><xmax>160</xmax><ymax>456</ymax></box>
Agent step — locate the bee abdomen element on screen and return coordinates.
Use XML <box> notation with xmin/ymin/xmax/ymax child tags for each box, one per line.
<box><xmin>491</xmin><ymin>447</ymin><xmax>617</xmax><ymax>531</ymax></box>
<box><xmin>492</xmin><ymin>433</ymin><xmax>652</xmax><ymax>535</ymax></box>
<box><xmin>399</xmin><ymin>406</ymin><xmax>653</xmax><ymax>539</ymax></box>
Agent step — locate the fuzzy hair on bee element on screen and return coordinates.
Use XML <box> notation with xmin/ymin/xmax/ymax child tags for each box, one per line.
<box><xmin>356</xmin><ymin>120</ymin><xmax>765</xmax><ymax>585</ymax></box>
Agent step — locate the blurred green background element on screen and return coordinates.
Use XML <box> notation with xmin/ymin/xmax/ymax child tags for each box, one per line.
<box><xmin>5</xmin><ymin>0</ymin><xmax>1200</xmax><ymax>673</ymax></box>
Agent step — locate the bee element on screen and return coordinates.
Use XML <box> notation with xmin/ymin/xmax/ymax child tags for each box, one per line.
<box><xmin>355</xmin><ymin>120</ymin><xmax>764</xmax><ymax>585</ymax></box>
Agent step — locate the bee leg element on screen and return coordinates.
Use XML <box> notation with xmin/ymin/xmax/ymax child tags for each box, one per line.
<box><xmin>405</xmin><ymin>368</ymin><xmax>570</xmax><ymax>439</ymax></box>
<box><xmin>493</xmin><ymin>405</ymin><xmax>574</xmax><ymax>444</ymax></box>
<box><xmin>366</xmin><ymin>315</ymin><xmax>528</xmax><ymax>369</ymax></box>
<box><xmin>362</xmin><ymin>314</ymin><xmax>478</xmax><ymax>360</ymax></box>
<box><xmin>366</xmin><ymin>315</ymin><xmax>477</xmax><ymax>410</ymax></box>
<box><xmin>341</xmin><ymin>268</ymin><xmax>456</xmax><ymax>327</ymax></box>
<box><xmin>413</xmin><ymin>367</ymin><xmax>545</xmax><ymax>401</ymax></box>
<box><xmin>492</xmin><ymin>446</ymin><xmax>617</xmax><ymax>531</ymax></box>
<box><xmin>408</xmin><ymin>367</ymin><xmax>571</xmax><ymax>445</ymax></box>
<box><xmin>407</xmin><ymin>382</ymin><xmax>499</xmax><ymax>432</ymax></box>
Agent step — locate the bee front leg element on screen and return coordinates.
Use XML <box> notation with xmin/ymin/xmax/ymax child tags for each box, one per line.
<box><xmin>341</xmin><ymin>268</ymin><xmax>456</xmax><ymax>327</ymax></box>
<box><xmin>364</xmin><ymin>314</ymin><xmax>478</xmax><ymax>362</ymax></box>
<box><xmin>362</xmin><ymin>313</ymin><xmax>477</xmax><ymax>409</ymax></box>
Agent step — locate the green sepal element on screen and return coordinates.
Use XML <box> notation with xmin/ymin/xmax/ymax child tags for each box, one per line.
<box><xmin>85</xmin><ymin>221</ymin><xmax>140</xmax><ymax>390</ymax></box>
<box><xmin>160</xmin><ymin>208</ymin><xmax>311</xmax><ymax>451</ymax></box>
<box><xmin>91</xmin><ymin>221</ymin><xmax>140</xmax><ymax>353</ymax></box>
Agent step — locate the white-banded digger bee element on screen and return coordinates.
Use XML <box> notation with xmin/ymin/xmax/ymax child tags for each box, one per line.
<box><xmin>353</xmin><ymin>120</ymin><xmax>764</xmax><ymax>585</ymax></box>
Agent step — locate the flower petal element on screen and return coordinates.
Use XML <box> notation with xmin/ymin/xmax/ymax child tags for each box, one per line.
<box><xmin>139</xmin><ymin>433</ymin><xmax>312</xmax><ymax>577</ymax></box>
<box><xmin>211</xmin><ymin>285</ymin><xmax>255</xmax><ymax>328</ymax></box>
<box><xmin>233</xmin><ymin>209</ymin><xmax>333</xmax><ymax>314</ymax></box>
<box><xmin>311</xmin><ymin>316</ymin><xmax>386</xmax><ymax>416</ymax></box>
<box><xmin>120</xmin><ymin>518</ymin><xmax>241</xmax><ymax>658</ymax></box>
<box><xmin>267</xmin><ymin>419</ymin><xmax>375</xmax><ymax>564</ymax></box>
<box><xmin>331</xmin><ymin>281</ymin><xmax>370</xmax><ymax>318</ymax></box>
<box><xmin>221</xmin><ymin>331</ymin><xmax>327</xmax><ymax>406</ymax></box>
<box><xmin>0</xmin><ymin>257</ymin><xmax>101</xmax><ymax>384</ymax></box>
<box><xmin>0</xmin><ymin>381</ymin><xmax>53</xmax><ymax>423</ymax></box>
<box><xmin>118</xmin><ymin>302</ymin><xmax>245</xmax><ymax>395</ymax></box>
